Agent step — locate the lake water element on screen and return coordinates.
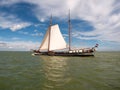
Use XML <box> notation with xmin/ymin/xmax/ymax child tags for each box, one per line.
<box><xmin>0</xmin><ymin>51</ymin><xmax>120</xmax><ymax>90</ymax></box>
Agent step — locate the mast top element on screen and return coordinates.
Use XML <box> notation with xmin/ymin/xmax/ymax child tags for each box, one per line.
<box><xmin>50</xmin><ymin>14</ymin><xmax>52</xmax><ymax>26</ymax></box>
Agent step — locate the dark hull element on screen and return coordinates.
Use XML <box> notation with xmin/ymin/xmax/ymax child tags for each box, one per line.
<box><xmin>32</xmin><ymin>51</ymin><xmax>94</xmax><ymax>57</ymax></box>
<box><xmin>54</xmin><ymin>52</ymin><xmax>94</xmax><ymax>56</ymax></box>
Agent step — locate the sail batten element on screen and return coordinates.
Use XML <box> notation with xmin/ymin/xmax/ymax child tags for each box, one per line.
<box><xmin>39</xmin><ymin>24</ymin><xmax>67</xmax><ymax>51</ymax></box>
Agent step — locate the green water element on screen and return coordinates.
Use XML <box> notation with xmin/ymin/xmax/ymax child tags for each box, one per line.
<box><xmin>0</xmin><ymin>51</ymin><xmax>120</xmax><ymax>90</ymax></box>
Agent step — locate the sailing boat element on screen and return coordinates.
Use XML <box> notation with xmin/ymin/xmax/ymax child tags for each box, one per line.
<box><xmin>33</xmin><ymin>12</ymin><xmax>98</xmax><ymax>56</ymax></box>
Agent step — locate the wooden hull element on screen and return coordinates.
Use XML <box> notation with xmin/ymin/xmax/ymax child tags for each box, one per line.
<box><xmin>32</xmin><ymin>51</ymin><xmax>94</xmax><ymax>57</ymax></box>
<box><xmin>54</xmin><ymin>52</ymin><xmax>94</xmax><ymax>56</ymax></box>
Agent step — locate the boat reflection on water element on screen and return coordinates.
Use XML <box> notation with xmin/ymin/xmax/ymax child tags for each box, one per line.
<box><xmin>40</xmin><ymin>56</ymin><xmax>71</xmax><ymax>90</ymax></box>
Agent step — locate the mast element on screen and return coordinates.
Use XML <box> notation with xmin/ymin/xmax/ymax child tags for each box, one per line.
<box><xmin>48</xmin><ymin>14</ymin><xmax>52</xmax><ymax>52</ymax></box>
<box><xmin>68</xmin><ymin>10</ymin><xmax>71</xmax><ymax>51</ymax></box>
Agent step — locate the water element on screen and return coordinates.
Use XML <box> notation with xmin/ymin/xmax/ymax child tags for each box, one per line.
<box><xmin>0</xmin><ymin>51</ymin><xmax>120</xmax><ymax>90</ymax></box>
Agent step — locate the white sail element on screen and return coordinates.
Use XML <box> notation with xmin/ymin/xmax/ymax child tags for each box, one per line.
<box><xmin>39</xmin><ymin>24</ymin><xmax>67</xmax><ymax>51</ymax></box>
<box><xmin>39</xmin><ymin>28</ymin><xmax>49</xmax><ymax>51</ymax></box>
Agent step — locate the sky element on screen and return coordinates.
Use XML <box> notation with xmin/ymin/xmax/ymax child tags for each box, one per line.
<box><xmin>0</xmin><ymin>0</ymin><xmax>120</xmax><ymax>51</ymax></box>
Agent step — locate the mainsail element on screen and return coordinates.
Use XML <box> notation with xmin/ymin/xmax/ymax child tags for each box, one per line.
<box><xmin>39</xmin><ymin>24</ymin><xmax>67</xmax><ymax>51</ymax></box>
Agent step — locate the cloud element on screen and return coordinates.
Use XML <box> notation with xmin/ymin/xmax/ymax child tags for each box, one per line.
<box><xmin>5</xmin><ymin>0</ymin><xmax>119</xmax><ymax>42</ymax></box>
<box><xmin>0</xmin><ymin>42</ymin><xmax>7</xmax><ymax>47</ymax></box>
<box><xmin>10</xmin><ymin>23</ymin><xmax>31</xmax><ymax>31</ymax></box>
<box><xmin>0</xmin><ymin>40</ymin><xmax>40</xmax><ymax>51</ymax></box>
<box><xmin>0</xmin><ymin>12</ymin><xmax>31</xmax><ymax>31</ymax></box>
<box><xmin>11</xmin><ymin>37</ymin><xmax>20</xmax><ymax>40</ymax></box>
<box><xmin>31</xmin><ymin>33</ymin><xmax>43</xmax><ymax>37</ymax></box>
<box><xmin>34</xmin><ymin>29</ymin><xmax>38</xmax><ymax>32</ymax></box>
<box><xmin>18</xmin><ymin>31</ymin><xmax>29</xmax><ymax>35</ymax></box>
<box><xmin>0</xmin><ymin>0</ymin><xmax>120</xmax><ymax>48</ymax></box>
<box><xmin>73</xmin><ymin>0</ymin><xmax>120</xmax><ymax>42</ymax></box>
<box><xmin>18</xmin><ymin>30</ymin><xmax>43</xmax><ymax>37</ymax></box>
<box><xmin>0</xmin><ymin>0</ymin><xmax>19</xmax><ymax>6</ymax></box>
